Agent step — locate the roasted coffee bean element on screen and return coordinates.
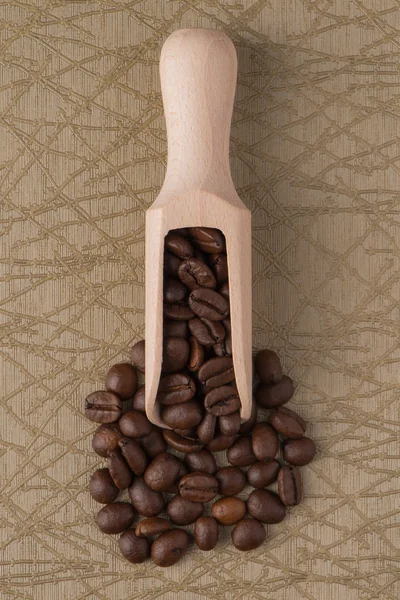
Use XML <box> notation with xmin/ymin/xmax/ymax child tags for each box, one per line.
<box><xmin>119</xmin><ymin>410</ymin><xmax>152</xmax><ymax>439</ymax></box>
<box><xmin>131</xmin><ymin>340</ymin><xmax>145</xmax><ymax>373</ymax></box>
<box><xmin>218</xmin><ymin>411</ymin><xmax>241</xmax><ymax>435</ymax></box>
<box><xmin>178</xmin><ymin>258</ymin><xmax>216</xmax><ymax>291</ymax></box>
<box><xmin>105</xmin><ymin>363</ymin><xmax>138</xmax><ymax>400</ymax></box>
<box><xmin>164</xmin><ymin>303</ymin><xmax>195</xmax><ymax>321</ymax></box>
<box><xmin>252</xmin><ymin>422</ymin><xmax>279</xmax><ymax>461</ymax></box>
<box><xmin>189</xmin><ymin>288</ymin><xmax>229</xmax><ymax>321</ymax></box>
<box><xmin>139</xmin><ymin>427</ymin><xmax>167</xmax><ymax>458</ymax></box>
<box><xmin>188</xmin><ymin>227</ymin><xmax>225</xmax><ymax>253</ymax></box>
<box><xmin>194</xmin><ymin>516</ymin><xmax>219</xmax><ymax>551</ymax></box>
<box><xmin>227</xmin><ymin>436</ymin><xmax>257</xmax><ymax>467</ymax></box>
<box><xmin>231</xmin><ymin>519</ymin><xmax>266</xmax><ymax>551</ymax></box>
<box><xmin>157</xmin><ymin>373</ymin><xmax>196</xmax><ymax>405</ymax></box>
<box><xmin>162</xmin><ymin>337</ymin><xmax>190</xmax><ymax>373</ymax></box>
<box><xmin>119</xmin><ymin>529</ymin><xmax>150</xmax><ymax>563</ymax></box>
<box><xmin>204</xmin><ymin>386</ymin><xmax>240</xmax><ymax>417</ymax></box>
<box><xmin>164</xmin><ymin>277</ymin><xmax>188</xmax><ymax>304</ymax></box>
<box><xmin>197</xmin><ymin>413</ymin><xmax>217</xmax><ymax>444</ymax></box>
<box><xmin>119</xmin><ymin>438</ymin><xmax>147</xmax><ymax>475</ymax></box>
<box><xmin>135</xmin><ymin>517</ymin><xmax>172</xmax><ymax>538</ymax></box>
<box><xmin>162</xmin><ymin>430</ymin><xmax>204</xmax><ymax>453</ymax></box>
<box><xmin>247</xmin><ymin>460</ymin><xmax>280</xmax><ymax>489</ymax></box>
<box><xmin>165</xmin><ymin>462</ymin><xmax>188</xmax><ymax>494</ymax></box>
<box><xmin>199</xmin><ymin>357</ymin><xmax>234</xmax><ymax>391</ymax></box>
<box><xmin>128</xmin><ymin>477</ymin><xmax>165</xmax><ymax>517</ymax></box>
<box><xmin>247</xmin><ymin>489</ymin><xmax>286</xmax><ymax>524</ymax></box>
<box><xmin>89</xmin><ymin>468</ymin><xmax>119</xmax><ymax>504</ymax></box>
<box><xmin>166</xmin><ymin>494</ymin><xmax>204</xmax><ymax>525</ymax></box>
<box><xmin>185</xmin><ymin>448</ymin><xmax>217</xmax><ymax>475</ymax></box>
<box><xmin>144</xmin><ymin>452</ymin><xmax>181</xmax><ymax>492</ymax></box>
<box><xmin>151</xmin><ymin>529</ymin><xmax>191</xmax><ymax>567</ymax></box>
<box><xmin>238</xmin><ymin>400</ymin><xmax>257</xmax><ymax>435</ymax></box>
<box><xmin>208</xmin><ymin>253</ymin><xmax>228</xmax><ymax>283</ymax></box>
<box><xmin>189</xmin><ymin>318</ymin><xmax>225</xmax><ymax>347</ymax></box>
<box><xmin>278</xmin><ymin>466</ymin><xmax>302</xmax><ymax>506</ymax></box>
<box><xmin>85</xmin><ymin>391</ymin><xmax>122</xmax><ymax>424</ymax></box>
<box><xmin>165</xmin><ymin>232</ymin><xmax>194</xmax><ymax>259</ymax></box>
<box><xmin>212</xmin><ymin>497</ymin><xmax>246</xmax><ymax>526</ymax></box>
<box><xmin>188</xmin><ymin>336</ymin><xmax>205</xmax><ymax>371</ymax></box>
<box><xmin>270</xmin><ymin>406</ymin><xmax>306</xmax><ymax>438</ymax></box>
<box><xmin>96</xmin><ymin>502</ymin><xmax>135</xmax><ymax>534</ymax></box>
<box><xmin>213</xmin><ymin>337</ymin><xmax>232</xmax><ymax>357</ymax></box>
<box><xmin>282</xmin><ymin>437</ymin><xmax>316</xmax><ymax>466</ymax></box>
<box><xmin>163</xmin><ymin>320</ymin><xmax>188</xmax><ymax>339</ymax></box>
<box><xmin>179</xmin><ymin>472</ymin><xmax>218</xmax><ymax>502</ymax></box>
<box><xmin>215</xmin><ymin>466</ymin><xmax>246</xmax><ymax>496</ymax></box>
<box><xmin>164</xmin><ymin>251</ymin><xmax>182</xmax><ymax>278</ymax></box>
<box><xmin>108</xmin><ymin>450</ymin><xmax>132</xmax><ymax>490</ymax></box>
<box><xmin>254</xmin><ymin>349</ymin><xmax>283</xmax><ymax>384</ymax></box>
<box><xmin>174</xmin><ymin>427</ymin><xmax>197</xmax><ymax>439</ymax></box>
<box><xmin>206</xmin><ymin>432</ymin><xmax>236</xmax><ymax>452</ymax></box>
<box><xmin>92</xmin><ymin>423</ymin><xmax>123</xmax><ymax>457</ymax></box>
<box><xmin>161</xmin><ymin>400</ymin><xmax>203</xmax><ymax>430</ymax></box>
<box><xmin>132</xmin><ymin>385</ymin><xmax>145</xmax><ymax>412</ymax></box>
<box><xmin>255</xmin><ymin>375</ymin><xmax>294</xmax><ymax>409</ymax></box>
<box><xmin>219</xmin><ymin>280</ymin><xmax>229</xmax><ymax>300</ymax></box>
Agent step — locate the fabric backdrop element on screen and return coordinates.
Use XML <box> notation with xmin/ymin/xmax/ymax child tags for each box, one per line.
<box><xmin>1</xmin><ymin>1</ymin><xmax>399</xmax><ymax>599</ymax></box>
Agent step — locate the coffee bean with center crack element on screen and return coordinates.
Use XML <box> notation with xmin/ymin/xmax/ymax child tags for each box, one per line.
<box><xmin>162</xmin><ymin>337</ymin><xmax>190</xmax><ymax>373</ymax></box>
<box><xmin>219</xmin><ymin>411</ymin><xmax>241</xmax><ymax>435</ymax></box>
<box><xmin>247</xmin><ymin>489</ymin><xmax>286</xmax><ymax>524</ymax></box>
<box><xmin>198</xmin><ymin>357</ymin><xmax>234</xmax><ymax>391</ymax></box>
<box><xmin>163</xmin><ymin>303</ymin><xmax>195</xmax><ymax>321</ymax></box>
<box><xmin>92</xmin><ymin>423</ymin><xmax>123</xmax><ymax>457</ymax></box>
<box><xmin>255</xmin><ymin>375</ymin><xmax>294</xmax><ymax>409</ymax></box>
<box><xmin>252</xmin><ymin>422</ymin><xmax>279</xmax><ymax>461</ymax></box>
<box><xmin>139</xmin><ymin>427</ymin><xmax>167</xmax><ymax>458</ymax></box>
<box><xmin>128</xmin><ymin>477</ymin><xmax>165</xmax><ymax>517</ymax></box>
<box><xmin>85</xmin><ymin>391</ymin><xmax>122</xmax><ymax>424</ymax></box>
<box><xmin>185</xmin><ymin>448</ymin><xmax>217</xmax><ymax>475</ymax></box>
<box><xmin>161</xmin><ymin>401</ymin><xmax>203</xmax><ymax>430</ymax></box>
<box><xmin>151</xmin><ymin>529</ymin><xmax>191</xmax><ymax>567</ymax></box>
<box><xmin>89</xmin><ymin>468</ymin><xmax>119</xmax><ymax>504</ymax></box>
<box><xmin>215</xmin><ymin>466</ymin><xmax>246</xmax><ymax>496</ymax></box>
<box><xmin>96</xmin><ymin>502</ymin><xmax>135</xmax><ymax>534</ymax></box>
<box><xmin>135</xmin><ymin>517</ymin><xmax>172</xmax><ymax>538</ymax></box>
<box><xmin>227</xmin><ymin>436</ymin><xmax>257</xmax><ymax>467</ymax></box>
<box><xmin>165</xmin><ymin>232</ymin><xmax>194</xmax><ymax>259</ymax></box>
<box><xmin>157</xmin><ymin>373</ymin><xmax>196</xmax><ymax>405</ymax></box>
<box><xmin>119</xmin><ymin>438</ymin><xmax>147</xmax><ymax>475</ymax></box>
<box><xmin>119</xmin><ymin>529</ymin><xmax>150</xmax><ymax>563</ymax></box>
<box><xmin>247</xmin><ymin>460</ymin><xmax>281</xmax><ymax>489</ymax></box>
<box><xmin>108</xmin><ymin>450</ymin><xmax>132</xmax><ymax>490</ymax></box>
<box><xmin>231</xmin><ymin>519</ymin><xmax>266</xmax><ymax>551</ymax></box>
<box><xmin>189</xmin><ymin>288</ymin><xmax>229</xmax><ymax>321</ymax></box>
<box><xmin>194</xmin><ymin>516</ymin><xmax>219</xmax><ymax>551</ymax></box>
<box><xmin>189</xmin><ymin>318</ymin><xmax>225</xmax><ymax>347</ymax></box>
<box><xmin>204</xmin><ymin>385</ymin><xmax>240</xmax><ymax>417</ymax></box>
<box><xmin>254</xmin><ymin>349</ymin><xmax>283</xmax><ymax>384</ymax></box>
<box><xmin>132</xmin><ymin>385</ymin><xmax>145</xmax><ymax>412</ymax></box>
<box><xmin>131</xmin><ymin>340</ymin><xmax>145</xmax><ymax>373</ymax></box>
<box><xmin>282</xmin><ymin>437</ymin><xmax>316</xmax><ymax>466</ymax></box>
<box><xmin>105</xmin><ymin>363</ymin><xmax>138</xmax><ymax>400</ymax></box>
<box><xmin>178</xmin><ymin>258</ymin><xmax>216</xmax><ymax>290</ymax></box>
<box><xmin>179</xmin><ymin>472</ymin><xmax>219</xmax><ymax>503</ymax></box>
<box><xmin>188</xmin><ymin>227</ymin><xmax>225</xmax><ymax>254</ymax></box>
<box><xmin>212</xmin><ymin>497</ymin><xmax>246</xmax><ymax>525</ymax></box>
<box><xmin>278</xmin><ymin>466</ymin><xmax>302</xmax><ymax>506</ymax></box>
<box><xmin>270</xmin><ymin>406</ymin><xmax>306</xmax><ymax>438</ymax></box>
<box><xmin>144</xmin><ymin>452</ymin><xmax>182</xmax><ymax>492</ymax></box>
<box><xmin>162</xmin><ymin>430</ymin><xmax>204</xmax><ymax>454</ymax></box>
<box><xmin>206</xmin><ymin>432</ymin><xmax>236</xmax><ymax>452</ymax></box>
<box><xmin>119</xmin><ymin>410</ymin><xmax>153</xmax><ymax>439</ymax></box>
<box><xmin>188</xmin><ymin>336</ymin><xmax>204</xmax><ymax>371</ymax></box>
<box><xmin>166</xmin><ymin>495</ymin><xmax>204</xmax><ymax>525</ymax></box>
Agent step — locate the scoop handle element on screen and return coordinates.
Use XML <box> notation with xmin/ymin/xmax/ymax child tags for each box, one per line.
<box><xmin>160</xmin><ymin>29</ymin><xmax>237</xmax><ymax>198</ymax></box>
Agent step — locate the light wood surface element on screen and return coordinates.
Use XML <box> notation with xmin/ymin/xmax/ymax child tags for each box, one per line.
<box><xmin>145</xmin><ymin>28</ymin><xmax>252</xmax><ymax>427</ymax></box>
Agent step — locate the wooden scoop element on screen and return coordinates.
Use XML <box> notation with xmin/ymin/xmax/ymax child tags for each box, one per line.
<box><xmin>145</xmin><ymin>28</ymin><xmax>252</xmax><ymax>428</ymax></box>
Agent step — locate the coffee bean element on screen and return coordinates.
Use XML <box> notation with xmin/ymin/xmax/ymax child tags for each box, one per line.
<box><xmin>162</xmin><ymin>430</ymin><xmax>204</xmax><ymax>453</ymax></box>
<box><xmin>119</xmin><ymin>410</ymin><xmax>153</xmax><ymax>439</ymax></box>
<box><xmin>135</xmin><ymin>517</ymin><xmax>172</xmax><ymax>538</ymax></box>
<box><xmin>164</xmin><ymin>251</ymin><xmax>182</xmax><ymax>278</ymax></box>
<box><xmin>108</xmin><ymin>450</ymin><xmax>132</xmax><ymax>490</ymax></box>
<box><xmin>165</xmin><ymin>232</ymin><xmax>194</xmax><ymax>259</ymax></box>
<box><xmin>179</xmin><ymin>472</ymin><xmax>218</xmax><ymax>502</ymax></box>
<box><xmin>270</xmin><ymin>406</ymin><xmax>306</xmax><ymax>438</ymax></box>
<box><xmin>212</xmin><ymin>497</ymin><xmax>246</xmax><ymax>525</ymax></box>
<box><xmin>119</xmin><ymin>529</ymin><xmax>150</xmax><ymax>563</ymax></box>
<box><xmin>96</xmin><ymin>502</ymin><xmax>135</xmax><ymax>534</ymax></box>
<box><xmin>92</xmin><ymin>423</ymin><xmax>123</xmax><ymax>457</ymax></box>
<box><xmin>254</xmin><ymin>349</ymin><xmax>283</xmax><ymax>384</ymax></box>
<box><xmin>185</xmin><ymin>448</ymin><xmax>217</xmax><ymax>475</ymax></box>
<box><xmin>189</xmin><ymin>318</ymin><xmax>225</xmax><ymax>347</ymax></box>
<box><xmin>282</xmin><ymin>437</ymin><xmax>316</xmax><ymax>466</ymax></box>
<box><xmin>208</xmin><ymin>253</ymin><xmax>228</xmax><ymax>283</ymax></box>
<box><xmin>161</xmin><ymin>400</ymin><xmax>203</xmax><ymax>430</ymax></box>
<box><xmin>105</xmin><ymin>363</ymin><xmax>138</xmax><ymax>400</ymax></box>
<box><xmin>188</xmin><ymin>227</ymin><xmax>225</xmax><ymax>253</ymax></box>
<box><xmin>278</xmin><ymin>466</ymin><xmax>302</xmax><ymax>506</ymax></box>
<box><xmin>151</xmin><ymin>529</ymin><xmax>191</xmax><ymax>567</ymax></box>
<box><xmin>255</xmin><ymin>375</ymin><xmax>294</xmax><ymax>409</ymax></box>
<box><xmin>198</xmin><ymin>357</ymin><xmax>234</xmax><ymax>391</ymax></box>
<box><xmin>213</xmin><ymin>337</ymin><xmax>232</xmax><ymax>357</ymax></box>
<box><xmin>128</xmin><ymin>477</ymin><xmax>165</xmax><ymax>517</ymax></box>
<box><xmin>204</xmin><ymin>385</ymin><xmax>240</xmax><ymax>417</ymax></box>
<box><xmin>173</xmin><ymin>428</ymin><xmax>197</xmax><ymax>440</ymax></box>
<box><xmin>206</xmin><ymin>432</ymin><xmax>236</xmax><ymax>452</ymax></box>
<box><xmin>85</xmin><ymin>391</ymin><xmax>122</xmax><ymax>424</ymax></box>
<box><xmin>166</xmin><ymin>494</ymin><xmax>204</xmax><ymax>525</ymax></box>
<box><xmin>162</xmin><ymin>337</ymin><xmax>190</xmax><ymax>373</ymax></box>
<box><xmin>165</xmin><ymin>462</ymin><xmax>188</xmax><ymax>494</ymax></box>
<box><xmin>163</xmin><ymin>303</ymin><xmax>195</xmax><ymax>321</ymax></box>
<box><xmin>189</xmin><ymin>288</ymin><xmax>229</xmax><ymax>321</ymax></box>
<box><xmin>215</xmin><ymin>466</ymin><xmax>246</xmax><ymax>496</ymax></box>
<box><xmin>247</xmin><ymin>460</ymin><xmax>280</xmax><ymax>489</ymax></box>
<box><xmin>247</xmin><ymin>489</ymin><xmax>286</xmax><ymax>524</ymax></box>
<box><xmin>194</xmin><ymin>516</ymin><xmax>219</xmax><ymax>551</ymax></box>
<box><xmin>218</xmin><ymin>411</ymin><xmax>241</xmax><ymax>436</ymax></box>
<box><xmin>139</xmin><ymin>427</ymin><xmax>167</xmax><ymax>458</ymax></box>
<box><xmin>132</xmin><ymin>385</ymin><xmax>145</xmax><ymax>412</ymax></box>
<box><xmin>131</xmin><ymin>340</ymin><xmax>145</xmax><ymax>373</ymax></box>
<box><xmin>231</xmin><ymin>519</ymin><xmax>266</xmax><ymax>551</ymax></box>
<box><xmin>178</xmin><ymin>258</ymin><xmax>216</xmax><ymax>290</ymax></box>
<box><xmin>164</xmin><ymin>277</ymin><xmax>188</xmax><ymax>304</ymax></box>
<box><xmin>188</xmin><ymin>336</ymin><xmax>204</xmax><ymax>371</ymax></box>
<box><xmin>227</xmin><ymin>436</ymin><xmax>257</xmax><ymax>467</ymax></box>
<box><xmin>252</xmin><ymin>422</ymin><xmax>279</xmax><ymax>461</ymax></box>
<box><xmin>197</xmin><ymin>413</ymin><xmax>217</xmax><ymax>444</ymax></box>
<box><xmin>238</xmin><ymin>400</ymin><xmax>257</xmax><ymax>435</ymax></box>
<box><xmin>89</xmin><ymin>468</ymin><xmax>119</xmax><ymax>504</ymax></box>
<box><xmin>157</xmin><ymin>373</ymin><xmax>196</xmax><ymax>405</ymax></box>
<box><xmin>144</xmin><ymin>452</ymin><xmax>181</xmax><ymax>492</ymax></box>
<box><xmin>163</xmin><ymin>320</ymin><xmax>188</xmax><ymax>339</ymax></box>
<box><xmin>219</xmin><ymin>280</ymin><xmax>229</xmax><ymax>300</ymax></box>
<box><xmin>119</xmin><ymin>438</ymin><xmax>147</xmax><ymax>475</ymax></box>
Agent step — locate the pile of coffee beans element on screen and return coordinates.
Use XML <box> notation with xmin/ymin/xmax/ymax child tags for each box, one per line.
<box><xmin>84</xmin><ymin>227</ymin><xmax>317</xmax><ymax>567</ymax></box>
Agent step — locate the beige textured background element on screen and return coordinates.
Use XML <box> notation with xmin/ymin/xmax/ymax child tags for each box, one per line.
<box><xmin>1</xmin><ymin>1</ymin><xmax>399</xmax><ymax>599</ymax></box>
